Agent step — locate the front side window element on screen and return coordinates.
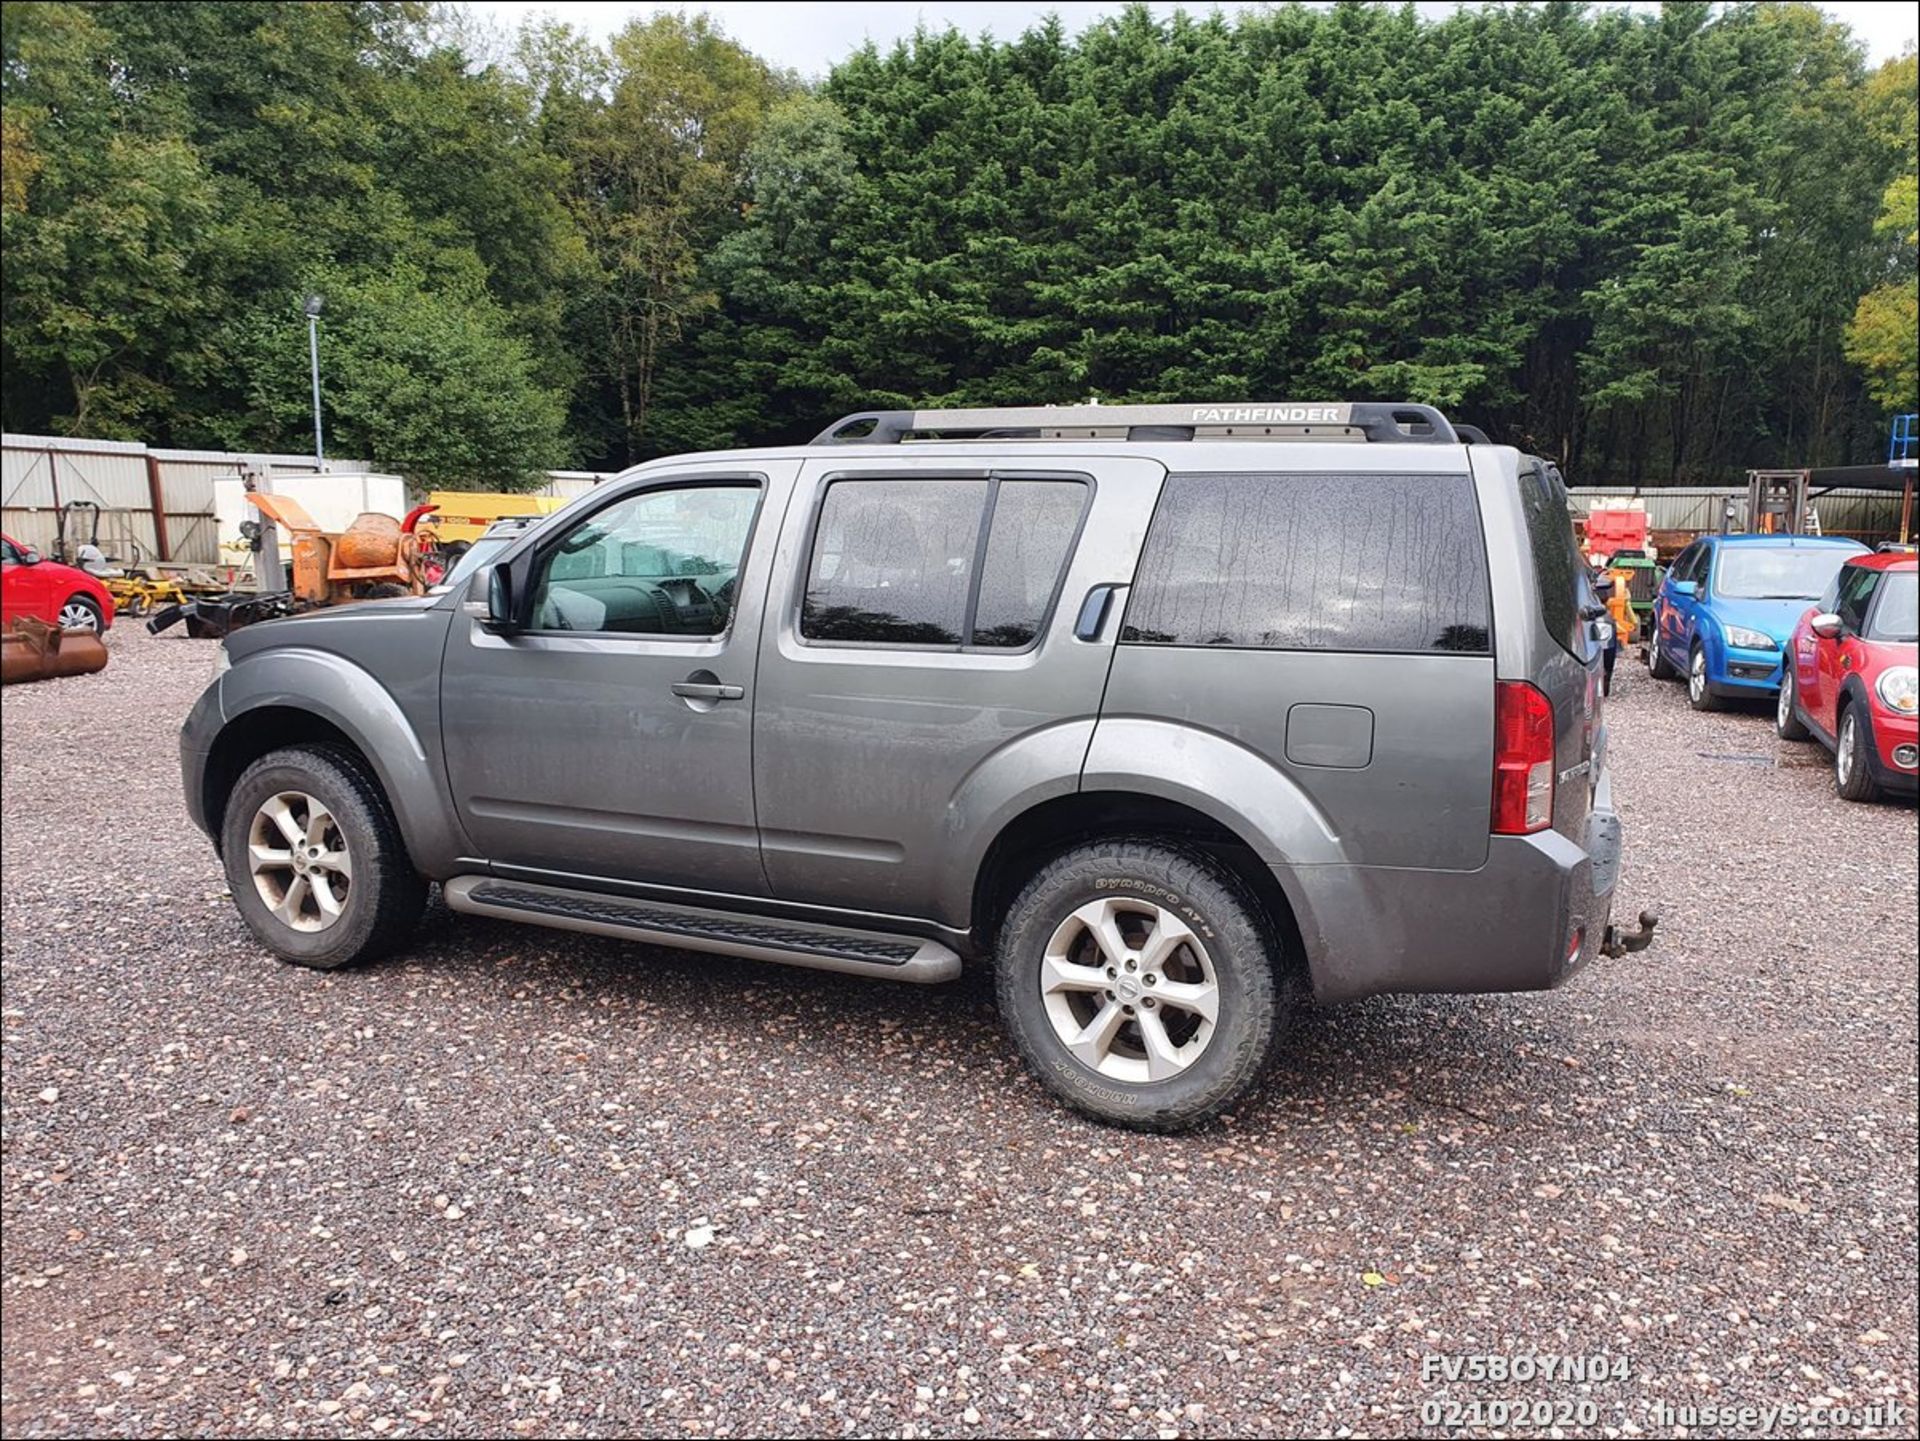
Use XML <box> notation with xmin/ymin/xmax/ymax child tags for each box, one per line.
<box><xmin>1835</xmin><ymin>565</ymin><xmax>1881</xmax><ymax>634</ymax></box>
<box><xmin>528</xmin><ymin>483</ymin><xmax>758</xmax><ymax>635</ymax></box>
<box><xmin>1</xmin><ymin>537</ymin><xmax>24</xmax><ymax>564</ymax></box>
<box><xmin>1713</xmin><ymin>545</ymin><xmax>1858</xmax><ymax>602</ymax></box>
<box><xmin>1120</xmin><ymin>471</ymin><xmax>1491</xmax><ymax>654</ymax></box>
<box><xmin>801</xmin><ymin>477</ymin><xmax>1086</xmax><ymax>648</ymax></box>
<box><xmin>1865</xmin><ymin>569</ymin><xmax>1918</xmax><ymax>642</ymax></box>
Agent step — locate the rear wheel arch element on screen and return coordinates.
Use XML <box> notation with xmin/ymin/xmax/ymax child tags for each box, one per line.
<box><xmin>969</xmin><ymin>790</ymin><xmax>1312</xmax><ymax>993</ymax></box>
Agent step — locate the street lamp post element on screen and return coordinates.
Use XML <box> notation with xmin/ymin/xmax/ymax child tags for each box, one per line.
<box><xmin>303</xmin><ymin>293</ymin><xmax>326</xmax><ymax>467</ymax></box>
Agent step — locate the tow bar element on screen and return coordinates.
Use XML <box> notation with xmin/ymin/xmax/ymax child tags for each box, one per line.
<box><xmin>1602</xmin><ymin>909</ymin><xmax>1659</xmax><ymax>958</ymax></box>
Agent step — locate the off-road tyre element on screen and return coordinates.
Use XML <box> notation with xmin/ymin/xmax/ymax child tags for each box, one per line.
<box><xmin>220</xmin><ymin>744</ymin><xmax>426</xmax><ymax>969</ymax></box>
<box><xmin>994</xmin><ymin>838</ymin><xmax>1290</xmax><ymax>1131</ymax></box>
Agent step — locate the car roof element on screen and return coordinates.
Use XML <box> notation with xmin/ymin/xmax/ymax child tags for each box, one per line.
<box><xmin>1842</xmin><ymin>550</ymin><xmax>1918</xmax><ymax>573</ymax></box>
<box><xmin>1706</xmin><ymin>533</ymin><xmax>1867</xmax><ymax>549</ymax></box>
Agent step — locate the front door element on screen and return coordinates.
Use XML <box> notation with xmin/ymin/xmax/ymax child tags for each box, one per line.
<box><xmin>1656</xmin><ymin>543</ymin><xmax>1700</xmax><ymax>666</ymax></box>
<box><xmin>1817</xmin><ymin>565</ymin><xmax>1881</xmax><ymax>733</ymax></box>
<box><xmin>439</xmin><ymin>465</ymin><xmax>795</xmax><ymax>895</ymax></box>
<box><xmin>1672</xmin><ymin>542</ymin><xmax>1715</xmax><ymax>665</ymax></box>
<box><xmin>1</xmin><ymin>537</ymin><xmax>44</xmax><ymax>625</ymax></box>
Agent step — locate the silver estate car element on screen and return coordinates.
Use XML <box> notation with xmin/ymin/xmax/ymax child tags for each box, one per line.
<box><xmin>178</xmin><ymin>402</ymin><xmax>1655</xmax><ymax>1129</ymax></box>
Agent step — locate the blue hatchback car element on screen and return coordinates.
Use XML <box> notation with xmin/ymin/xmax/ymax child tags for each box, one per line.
<box><xmin>1647</xmin><ymin>534</ymin><xmax>1868</xmax><ymax>710</ymax></box>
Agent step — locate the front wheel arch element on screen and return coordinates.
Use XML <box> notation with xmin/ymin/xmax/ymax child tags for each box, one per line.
<box><xmin>57</xmin><ymin>592</ymin><xmax>106</xmax><ymax>631</ymax></box>
<box><xmin>205</xmin><ymin>708</ymin><xmax>383</xmax><ymax>856</ymax></box>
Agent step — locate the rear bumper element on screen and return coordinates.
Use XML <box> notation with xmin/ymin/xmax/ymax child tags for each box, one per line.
<box><xmin>1285</xmin><ymin>768</ymin><xmax>1629</xmax><ymax>1003</ymax></box>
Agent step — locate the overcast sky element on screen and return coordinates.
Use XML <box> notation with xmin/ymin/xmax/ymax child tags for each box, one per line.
<box><xmin>471</xmin><ymin>1</ymin><xmax>1917</xmax><ymax>76</ymax></box>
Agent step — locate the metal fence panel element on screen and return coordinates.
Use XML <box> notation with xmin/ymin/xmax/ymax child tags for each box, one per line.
<box><xmin>1568</xmin><ymin>486</ymin><xmax>1900</xmax><ymax>538</ymax></box>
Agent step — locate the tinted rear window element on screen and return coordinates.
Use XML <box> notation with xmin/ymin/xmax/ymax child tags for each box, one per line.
<box><xmin>971</xmin><ymin>481</ymin><xmax>1087</xmax><ymax>647</ymax></box>
<box><xmin>800</xmin><ymin>477</ymin><xmax>1087</xmax><ymax>648</ymax></box>
<box><xmin>1518</xmin><ymin>462</ymin><xmax>1583</xmax><ymax>656</ymax></box>
<box><xmin>1120</xmin><ymin>471</ymin><xmax>1491</xmax><ymax>653</ymax></box>
<box><xmin>803</xmin><ymin>479</ymin><xmax>985</xmax><ymax>644</ymax></box>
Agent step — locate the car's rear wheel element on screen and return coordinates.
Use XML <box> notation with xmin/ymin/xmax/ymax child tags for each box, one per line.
<box><xmin>1647</xmin><ymin>631</ymin><xmax>1676</xmax><ymax>679</ymax></box>
<box><xmin>57</xmin><ymin>594</ymin><xmax>104</xmax><ymax>632</ymax></box>
<box><xmin>1687</xmin><ymin>644</ymin><xmax>1721</xmax><ymax>711</ymax></box>
<box><xmin>1833</xmin><ymin>705</ymin><xmax>1882</xmax><ymax>802</ymax></box>
<box><xmin>994</xmin><ymin>838</ymin><xmax>1288</xmax><ymax>1131</ymax></box>
<box><xmin>1775</xmin><ymin>664</ymin><xmax>1811</xmax><ymax>740</ymax></box>
<box><xmin>221</xmin><ymin>745</ymin><xmax>427</xmax><ymax>968</ymax></box>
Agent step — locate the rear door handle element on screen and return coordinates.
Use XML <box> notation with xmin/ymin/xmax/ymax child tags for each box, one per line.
<box><xmin>1074</xmin><ymin>583</ymin><xmax>1128</xmax><ymax>641</ymax></box>
<box><xmin>671</xmin><ymin>680</ymin><xmax>744</xmax><ymax>700</ymax></box>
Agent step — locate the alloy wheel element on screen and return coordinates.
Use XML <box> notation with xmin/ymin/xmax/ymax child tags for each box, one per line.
<box><xmin>1838</xmin><ymin>714</ymin><xmax>1857</xmax><ymax>786</ymax></box>
<box><xmin>1039</xmin><ymin>897</ymin><xmax>1220</xmax><ymax>1083</ymax></box>
<box><xmin>1689</xmin><ymin>649</ymin><xmax>1706</xmax><ymax>703</ymax></box>
<box><xmin>1777</xmin><ymin>672</ymin><xmax>1793</xmax><ymax>729</ymax></box>
<box><xmin>247</xmin><ymin>791</ymin><xmax>352</xmax><ymax>933</ymax></box>
<box><xmin>57</xmin><ymin>601</ymin><xmax>100</xmax><ymax>632</ymax></box>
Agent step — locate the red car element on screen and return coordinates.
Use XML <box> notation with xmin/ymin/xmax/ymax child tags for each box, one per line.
<box><xmin>1777</xmin><ymin>551</ymin><xmax>1918</xmax><ymax>801</ymax></box>
<box><xmin>0</xmin><ymin>533</ymin><xmax>116</xmax><ymax>633</ymax></box>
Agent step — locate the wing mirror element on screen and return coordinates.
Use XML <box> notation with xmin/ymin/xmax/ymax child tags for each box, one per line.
<box><xmin>1809</xmin><ymin>612</ymin><xmax>1843</xmax><ymax>640</ymax></box>
<box><xmin>1668</xmin><ymin>579</ymin><xmax>1697</xmax><ymax>598</ymax></box>
<box><xmin>18</xmin><ymin>547</ymin><xmax>41</xmax><ymax>565</ymax></box>
<box><xmin>460</xmin><ymin>563</ymin><xmax>519</xmax><ymax>632</ymax></box>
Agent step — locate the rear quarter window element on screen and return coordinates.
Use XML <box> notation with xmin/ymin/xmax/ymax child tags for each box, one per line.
<box><xmin>1120</xmin><ymin>471</ymin><xmax>1491</xmax><ymax>653</ymax></box>
<box><xmin>1517</xmin><ymin>462</ymin><xmax>1585</xmax><ymax>656</ymax></box>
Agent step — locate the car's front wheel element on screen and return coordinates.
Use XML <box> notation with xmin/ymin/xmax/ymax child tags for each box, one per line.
<box><xmin>1775</xmin><ymin>663</ymin><xmax>1811</xmax><ymax>740</ymax></box>
<box><xmin>220</xmin><ymin>745</ymin><xmax>427</xmax><ymax>968</ymax></box>
<box><xmin>1688</xmin><ymin>644</ymin><xmax>1722</xmax><ymax>711</ymax></box>
<box><xmin>994</xmin><ymin>839</ymin><xmax>1288</xmax><ymax>1131</ymax></box>
<box><xmin>57</xmin><ymin>594</ymin><xmax>105</xmax><ymax>632</ymax></box>
<box><xmin>1833</xmin><ymin>704</ymin><xmax>1883</xmax><ymax>802</ymax></box>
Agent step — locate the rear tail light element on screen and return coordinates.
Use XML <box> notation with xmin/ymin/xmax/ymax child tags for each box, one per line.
<box><xmin>1492</xmin><ymin>681</ymin><xmax>1555</xmax><ymax>834</ymax></box>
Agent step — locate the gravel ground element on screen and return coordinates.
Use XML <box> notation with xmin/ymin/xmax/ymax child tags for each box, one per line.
<box><xmin>2</xmin><ymin>626</ymin><xmax>1915</xmax><ymax>1439</ymax></box>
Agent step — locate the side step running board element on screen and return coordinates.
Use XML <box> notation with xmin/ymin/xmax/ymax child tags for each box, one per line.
<box><xmin>442</xmin><ymin>877</ymin><xmax>962</xmax><ymax>984</ymax></box>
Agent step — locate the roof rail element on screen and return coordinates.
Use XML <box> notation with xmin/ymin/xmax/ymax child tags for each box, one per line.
<box><xmin>810</xmin><ymin>402</ymin><xmax>1460</xmax><ymax>447</ymax></box>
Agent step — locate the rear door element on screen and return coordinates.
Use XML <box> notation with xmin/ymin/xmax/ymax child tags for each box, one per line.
<box><xmin>750</xmin><ymin>454</ymin><xmax>1163</xmax><ymax>923</ymax></box>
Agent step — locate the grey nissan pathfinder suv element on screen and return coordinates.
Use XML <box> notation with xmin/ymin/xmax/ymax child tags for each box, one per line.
<box><xmin>178</xmin><ymin>402</ymin><xmax>1655</xmax><ymax>1129</ymax></box>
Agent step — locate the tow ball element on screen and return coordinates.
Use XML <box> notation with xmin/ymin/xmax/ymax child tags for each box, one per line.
<box><xmin>1601</xmin><ymin>909</ymin><xmax>1660</xmax><ymax>958</ymax></box>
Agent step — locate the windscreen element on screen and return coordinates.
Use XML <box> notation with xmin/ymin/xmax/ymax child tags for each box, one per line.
<box><xmin>1714</xmin><ymin>546</ymin><xmax>1858</xmax><ymax>600</ymax></box>
<box><xmin>1867</xmin><ymin>570</ymin><xmax>1918</xmax><ymax>642</ymax></box>
<box><xmin>438</xmin><ymin>537</ymin><xmax>511</xmax><ymax>592</ymax></box>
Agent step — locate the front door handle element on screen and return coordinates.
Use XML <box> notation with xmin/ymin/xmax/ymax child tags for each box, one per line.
<box><xmin>672</xmin><ymin>679</ymin><xmax>744</xmax><ymax>700</ymax></box>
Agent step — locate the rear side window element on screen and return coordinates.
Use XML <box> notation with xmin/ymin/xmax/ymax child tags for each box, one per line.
<box><xmin>971</xmin><ymin>481</ymin><xmax>1088</xmax><ymax>647</ymax></box>
<box><xmin>801</xmin><ymin>477</ymin><xmax>1086</xmax><ymax>648</ymax></box>
<box><xmin>1517</xmin><ymin>462</ymin><xmax>1584</xmax><ymax>656</ymax></box>
<box><xmin>1120</xmin><ymin>471</ymin><xmax>1491</xmax><ymax>653</ymax></box>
